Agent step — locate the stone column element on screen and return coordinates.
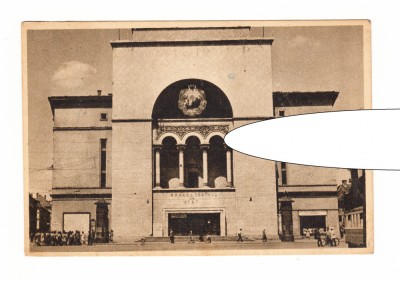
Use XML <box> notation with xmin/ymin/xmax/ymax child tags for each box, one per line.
<box><xmin>225</xmin><ymin>144</ymin><xmax>232</xmax><ymax>187</ymax></box>
<box><xmin>201</xmin><ymin>144</ymin><xmax>209</xmax><ymax>187</ymax></box>
<box><xmin>154</xmin><ymin>146</ymin><xmax>162</xmax><ymax>189</ymax></box>
<box><xmin>177</xmin><ymin>145</ymin><xmax>185</xmax><ymax>187</ymax></box>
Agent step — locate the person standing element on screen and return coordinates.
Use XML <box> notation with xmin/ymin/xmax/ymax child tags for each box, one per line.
<box><xmin>262</xmin><ymin>229</ymin><xmax>267</xmax><ymax>243</ymax></box>
<box><xmin>169</xmin><ymin>229</ymin><xmax>175</xmax><ymax>243</ymax></box>
<box><xmin>81</xmin><ymin>231</ymin><xmax>86</xmax><ymax>245</ymax></box>
<box><xmin>326</xmin><ymin>227</ymin><xmax>332</xmax><ymax>246</ymax></box>
<box><xmin>237</xmin><ymin>229</ymin><xmax>243</xmax><ymax>242</ymax></box>
<box><xmin>188</xmin><ymin>230</ymin><xmax>194</xmax><ymax>243</ymax></box>
<box><xmin>315</xmin><ymin>228</ymin><xmax>322</xmax><ymax>247</ymax></box>
<box><xmin>109</xmin><ymin>230</ymin><xmax>114</xmax><ymax>242</ymax></box>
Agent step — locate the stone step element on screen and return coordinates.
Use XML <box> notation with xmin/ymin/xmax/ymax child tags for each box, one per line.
<box><xmin>138</xmin><ymin>236</ymin><xmax>255</xmax><ymax>243</ymax></box>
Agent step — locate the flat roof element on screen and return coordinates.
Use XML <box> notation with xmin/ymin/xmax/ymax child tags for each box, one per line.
<box><xmin>273</xmin><ymin>91</ymin><xmax>339</xmax><ymax>107</ymax></box>
<box><xmin>48</xmin><ymin>95</ymin><xmax>112</xmax><ymax>116</ymax></box>
<box><xmin>110</xmin><ymin>38</ymin><xmax>274</xmax><ymax>48</ymax></box>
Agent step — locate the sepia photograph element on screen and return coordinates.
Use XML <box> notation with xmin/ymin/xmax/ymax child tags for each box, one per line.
<box><xmin>23</xmin><ymin>20</ymin><xmax>372</xmax><ymax>255</ymax></box>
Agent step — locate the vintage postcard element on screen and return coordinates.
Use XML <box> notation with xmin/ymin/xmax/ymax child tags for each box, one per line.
<box><xmin>23</xmin><ymin>20</ymin><xmax>372</xmax><ymax>256</ymax></box>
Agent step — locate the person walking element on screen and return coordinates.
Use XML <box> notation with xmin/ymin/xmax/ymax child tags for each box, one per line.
<box><xmin>237</xmin><ymin>229</ymin><xmax>244</xmax><ymax>242</ymax></box>
<box><xmin>262</xmin><ymin>229</ymin><xmax>267</xmax><ymax>243</ymax></box>
<box><xmin>169</xmin><ymin>229</ymin><xmax>175</xmax><ymax>243</ymax></box>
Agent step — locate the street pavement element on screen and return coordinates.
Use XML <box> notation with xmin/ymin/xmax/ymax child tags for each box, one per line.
<box><xmin>30</xmin><ymin>239</ymin><xmax>348</xmax><ymax>253</ymax></box>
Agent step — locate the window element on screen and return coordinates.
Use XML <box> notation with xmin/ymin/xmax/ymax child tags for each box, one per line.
<box><xmin>281</xmin><ymin>162</ymin><xmax>287</xmax><ymax>185</ymax></box>
<box><xmin>100</xmin><ymin>139</ymin><xmax>107</xmax><ymax>187</ymax></box>
<box><xmin>100</xmin><ymin>113</ymin><xmax>108</xmax><ymax>121</ymax></box>
<box><xmin>279</xmin><ymin>110</ymin><xmax>285</xmax><ymax>117</ymax></box>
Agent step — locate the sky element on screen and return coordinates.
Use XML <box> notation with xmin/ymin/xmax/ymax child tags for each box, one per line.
<box><xmin>27</xmin><ymin>25</ymin><xmax>364</xmax><ymax>197</ymax></box>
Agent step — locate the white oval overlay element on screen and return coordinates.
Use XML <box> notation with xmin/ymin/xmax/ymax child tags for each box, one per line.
<box><xmin>225</xmin><ymin>109</ymin><xmax>400</xmax><ymax>170</ymax></box>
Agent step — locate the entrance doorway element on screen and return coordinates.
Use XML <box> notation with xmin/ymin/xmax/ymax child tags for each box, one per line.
<box><xmin>168</xmin><ymin>213</ymin><xmax>221</xmax><ymax>236</ymax></box>
<box><xmin>95</xmin><ymin>203</ymin><xmax>109</xmax><ymax>243</ymax></box>
<box><xmin>299</xmin><ymin>215</ymin><xmax>326</xmax><ymax>236</ymax></box>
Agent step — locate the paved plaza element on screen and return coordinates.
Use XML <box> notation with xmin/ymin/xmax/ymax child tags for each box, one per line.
<box><xmin>30</xmin><ymin>239</ymin><xmax>348</xmax><ymax>253</ymax></box>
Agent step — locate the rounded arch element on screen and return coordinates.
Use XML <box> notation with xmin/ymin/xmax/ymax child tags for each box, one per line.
<box><xmin>182</xmin><ymin>132</ymin><xmax>206</xmax><ymax>145</ymax></box>
<box><xmin>155</xmin><ymin>133</ymin><xmax>181</xmax><ymax>145</ymax></box>
<box><xmin>152</xmin><ymin>78</ymin><xmax>233</xmax><ymax>120</ymax></box>
<box><xmin>205</xmin><ymin>132</ymin><xmax>226</xmax><ymax>144</ymax></box>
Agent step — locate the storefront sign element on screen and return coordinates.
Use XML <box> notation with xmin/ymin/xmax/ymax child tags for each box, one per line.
<box><xmin>298</xmin><ymin>210</ymin><xmax>327</xmax><ymax>216</ymax></box>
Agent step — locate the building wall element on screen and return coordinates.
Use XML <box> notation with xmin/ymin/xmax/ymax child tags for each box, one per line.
<box><xmin>275</xmin><ymin>104</ymin><xmax>345</xmax><ymax>186</ymax></box>
<box><xmin>291</xmin><ymin>197</ymin><xmax>339</xmax><ymax>236</ymax></box>
<box><xmin>54</xmin><ymin>107</ymin><xmax>112</xmax><ymax>128</ymax></box>
<box><xmin>112</xmin><ymin>42</ymin><xmax>273</xmax><ymax>120</ymax></box>
<box><xmin>233</xmin><ymin>120</ymin><xmax>278</xmax><ymax>238</ymax></box>
<box><xmin>53</xmin><ymin>130</ymin><xmax>112</xmax><ymax>188</ymax></box>
<box><xmin>51</xmin><ymin>198</ymin><xmax>112</xmax><ymax>232</ymax></box>
<box><xmin>111</xmin><ymin>122</ymin><xmax>153</xmax><ymax>240</ymax></box>
<box><xmin>53</xmin><ymin>108</ymin><xmax>112</xmax><ymax>188</ymax></box>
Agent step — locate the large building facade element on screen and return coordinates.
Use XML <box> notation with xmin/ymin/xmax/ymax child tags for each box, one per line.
<box><xmin>49</xmin><ymin>27</ymin><xmax>343</xmax><ymax>242</ymax></box>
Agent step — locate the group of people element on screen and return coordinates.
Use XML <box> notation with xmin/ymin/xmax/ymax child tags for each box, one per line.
<box><xmin>30</xmin><ymin>229</ymin><xmax>114</xmax><ymax>246</ymax></box>
<box><xmin>314</xmin><ymin>227</ymin><xmax>337</xmax><ymax>247</ymax></box>
<box><xmin>30</xmin><ymin>230</ymin><xmax>95</xmax><ymax>246</ymax></box>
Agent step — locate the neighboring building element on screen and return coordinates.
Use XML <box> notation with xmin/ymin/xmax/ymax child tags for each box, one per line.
<box><xmin>338</xmin><ymin>169</ymin><xmax>366</xmax><ymax>247</ymax></box>
<box><xmin>49</xmin><ymin>27</ymin><xmax>346</xmax><ymax>242</ymax></box>
<box><xmin>29</xmin><ymin>193</ymin><xmax>51</xmax><ymax>234</ymax></box>
<box><xmin>274</xmin><ymin>92</ymin><xmax>341</xmax><ymax>238</ymax></box>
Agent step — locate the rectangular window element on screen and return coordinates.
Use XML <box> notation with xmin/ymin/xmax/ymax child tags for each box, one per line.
<box><xmin>100</xmin><ymin>113</ymin><xmax>108</xmax><ymax>121</ymax></box>
<box><xmin>100</xmin><ymin>139</ymin><xmax>107</xmax><ymax>188</ymax></box>
<box><xmin>281</xmin><ymin>162</ymin><xmax>287</xmax><ymax>185</ymax></box>
<box><xmin>279</xmin><ymin>110</ymin><xmax>285</xmax><ymax>117</ymax></box>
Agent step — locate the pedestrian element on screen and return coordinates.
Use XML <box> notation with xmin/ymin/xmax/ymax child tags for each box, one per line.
<box><xmin>326</xmin><ymin>227</ymin><xmax>332</xmax><ymax>246</ymax></box>
<box><xmin>81</xmin><ymin>231</ymin><xmax>86</xmax><ymax>245</ymax></box>
<box><xmin>188</xmin><ymin>230</ymin><xmax>194</xmax><ymax>243</ymax></box>
<box><xmin>315</xmin><ymin>228</ymin><xmax>322</xmax><ymax>247</ymax></box>
<box><xmin>262</xmin><ymin>229</ymin><xmax>267</xmax><ymax>242</ymax></box>
<box><xmin>340</xmin><ymin>226</ymin><xmax>345</xmax><ymax>239</ymax></box>
<box><xmin>34</xmin><ymin>232</ymin><xmax>40</xmax><ymax>246</ymax></box>
<box><xmin>109</xmin><ymin>230</ymin><xmax>114</xmax><ymax>242</ymax></box>
<box><xmin>237</xmin><ymin>229</ymin><xmax>243</xmax><ymax>242</ymax></box>
<box><xmin>330</xmin><ymin>227</ymin><xmax>336</xmax><ymax>246</ymax></box>
<box><xmin>169</xmin><ymin>229</ymin><xmax>175</xmax><ymax>243</ymax></box>
<box><xmin>305</xmin><ymin>229</ymin><xmax>310</xmax><ymax>239</ymax></box>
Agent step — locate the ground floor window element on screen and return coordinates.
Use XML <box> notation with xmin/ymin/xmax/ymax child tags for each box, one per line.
<box><xmin>299</xmin><ymin>215</ymin><xmax>326</xmax><ymax>236</ymax></box>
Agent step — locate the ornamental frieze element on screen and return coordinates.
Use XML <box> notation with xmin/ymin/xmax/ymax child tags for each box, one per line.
<box><xmin>155</xmin><ymin>125</ymin><xmax>230</xmax><ymax>140</ymax></box>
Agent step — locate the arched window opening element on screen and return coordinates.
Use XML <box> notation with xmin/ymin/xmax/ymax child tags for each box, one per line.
<box><xmin>209</xmin><ymin>136</ymin><xmax>227</xmax><ymax>188</ymax></box>
<box><xmin>184</xmin><ymin>136</ymin><xmax>202</xmax><ymax>188</ymax></box>
<box><xmin>160</xmin><ymin>137</ymin><xmax>179</xmax><ymax>188</ymax></box>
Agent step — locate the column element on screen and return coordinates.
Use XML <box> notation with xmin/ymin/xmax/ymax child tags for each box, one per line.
<box><xmin>225</xmin><ymin>145</ymin><xmax>232</xmax><ymax>187</ymax></box>
<box><xmin>201</xmin><ymin>145</ymin><xmax>209</xmax><ymax>187</ymax></box>
<box><xmin>177</xmin><ymin>145</ymin><xmax>185</xmax><ymax>187</ymax></box>
<box><xmin>154</xmin><ymin>146</ymin><xmax>161</xmax><ymax>189</ymax></box>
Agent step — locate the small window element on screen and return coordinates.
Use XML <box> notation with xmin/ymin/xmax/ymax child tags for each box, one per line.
<box><xmin>279</xmin><ymin>110</ymin><xmax>285</xmax><ymax>117</ymax></box>
<box><xmin>281</xmin><ymin>162</ymin><xmax>287</xmax><ymax>185</ymax></box>
<box><xmin>100</xmin><ymin>113</ymin><xmax>108</xmax><ymax>121</ymax></box>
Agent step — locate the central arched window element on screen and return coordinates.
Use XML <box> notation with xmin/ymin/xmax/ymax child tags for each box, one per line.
<box><xmin>184</xmin><ymin>136</ymin><xmax>202</xmax><ymax>188</ymax></box>
<box><xmin>152</xmin><ymin>78</ymin><xmax>234</xmax><ymax>189</ymax></box>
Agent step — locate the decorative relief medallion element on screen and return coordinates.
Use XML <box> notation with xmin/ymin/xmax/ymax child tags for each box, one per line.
<box><xmin>178</xmin><ymin>85</ymin><xmax>207</xmax><ymax>117</ymax></box>
<box><xmin>155</xmin><ymin>125</ymin><xmax>230</xmax><ymax>140</ymax></box>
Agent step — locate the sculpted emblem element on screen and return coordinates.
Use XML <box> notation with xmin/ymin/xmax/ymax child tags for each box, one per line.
<box><xmin>178</xmin><ymin>85</ymin><xmax>207</xmax><ymax>117</ymax></box>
